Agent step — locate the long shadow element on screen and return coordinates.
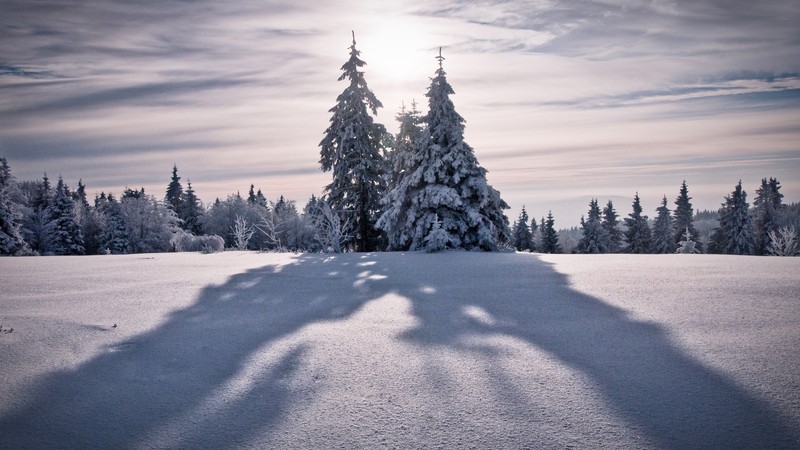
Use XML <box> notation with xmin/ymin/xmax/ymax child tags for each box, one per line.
<box><xmin>2</xmin><ymin>252</ymin><xmax>797</xmax><ymax>448</ymax></box>
<box><xmin>0</xmin><ymin>253</ymin><xmax>389</xmax><ymax>449</ymax></box>
<box><xmin>399</xmin><ymin>252</ymin><xmax>800</xmax><ymax>448</ymax></box>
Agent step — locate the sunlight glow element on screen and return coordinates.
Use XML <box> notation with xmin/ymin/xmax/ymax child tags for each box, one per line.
<box><xmin>358</xmin><ymin>15</ymin><xmax>434</xmax><ymax>86</ymax></box>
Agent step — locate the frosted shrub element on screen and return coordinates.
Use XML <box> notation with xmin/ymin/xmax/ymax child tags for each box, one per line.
<box><xmin>201</xmin><ymin>235</ymin><xmax>225</xmax><ymax>253</ymax></box>
<box><xmin>171</xmin><ymin>230</ymin><xmax>225</xmax><ymax>253</ymax></box>
<box><xmin>767</xmin><ymin>226</ymin><xmax>798</xmax><ymax>256</ymax></box>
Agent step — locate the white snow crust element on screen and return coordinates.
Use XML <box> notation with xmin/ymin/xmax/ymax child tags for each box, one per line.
<box><xmin>1</xmin><ymin>252</ymin><xmax>799</xmax><ymax>448</ymax></box>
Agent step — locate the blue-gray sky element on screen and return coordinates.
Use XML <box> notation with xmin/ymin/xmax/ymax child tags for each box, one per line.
<box><xmin>1</xmin><ymin>0</ymin><xmax>798</xmax><ymax>225</ymax></box>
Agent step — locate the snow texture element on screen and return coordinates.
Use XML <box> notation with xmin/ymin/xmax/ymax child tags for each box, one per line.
<box><xmin>1</xmin><ymin>252</ymin><xmax>799</xmax><ymax>448</ymax></box>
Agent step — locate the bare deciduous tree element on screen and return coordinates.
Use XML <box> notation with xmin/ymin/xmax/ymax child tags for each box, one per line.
<box><xmin>767</xmin><ymin>226</ymin><xmax>798</xmax><ymax>256</ymax></box>
<box><xmin>231</xmin><ymin>214</ymin><xmax>254</xmax><ymax>250</ymax></box>
<box><xmin>312</xmin><ymin>200</ymin><xmax>352</xmax><ymax>253</ymax></box>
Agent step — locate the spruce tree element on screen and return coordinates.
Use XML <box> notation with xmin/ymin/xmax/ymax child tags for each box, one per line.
<box><xmin>247</xmin><ymin>184</ymin><xmax>257</xmax><ymax>205</ymax></box>
<box><xmin>48</xmin><ymin>176</ymin><xmax>85</xmax><ymax>255</ymax></box>
<box><xmin>319</xmin><ymin>32</ymin><xmax>387</xmax><ymax>252</ymax></box>
<box><xmin>529</xmin><ymin>216</ymin><xmax>539</xmax><ymax>251</ymax></box>
<box><xmin>651</xmin><ymin>196</ymin><xmax>676</xmax><ymax>253</ymax></box>
<box><xmin>98</xmin><ymin>194</ymin><xmax>130</xmax><ymax>254</ymax></box>
<box><xmin>674</xmin><ymin>181</ymin><xmax>700</xmax><ymax>251</ymax></box>
<box><xmin>0</xmin><ymin>157</ymin><xmax>28</xmax><ymax>255</ymax></box>
<box><xmin>32</xmin><ymin>173</ymin><xmax>52</xmax><ymax>211</ymax></box>
<box><xmin>540</xmin><ymin>211</ymin><xmax>560</xmax><ymax>254</ymax></box>
<box><xmin>378</xmin><ymin>48</ymin><xmax>509</xmax><ymax>251</ymax></box>
<box><xmin>716</xmin><ymin>181</ymin><xmax>755</xmax><ymax>255</ymax></box>
<box><xmin>256</xmin><ymin>189</ymin><xmax>268</xmax><ymax>208</ymax></box>
<box><xmin>386</xmin><ymin>101</ymin><xmax>424</xmax><ymax>192</ymax></box>
<box><xmin>378</xmin><ymin>101</ymin><xmax>425</xmax><ymax>250</ymax></box>
<box><xmin>602</xmin><ymin>200</ymin><xmax>622</xmax><ymax>253</ymax></box>
<box><xmin>512</xmin><ymin>206</ymin><xmax>534</xmax><ymax>251</ymax></box>
<box><xmin>73</xmin><ymin>179</ymin><xmax>89</xmax><ymax>209</ymax></box>
<box><xmin>676</xmin><ymin>227</ymin><xmax>700</xmax><ymax>254</ymax></box>
<box><xmin>752</xmin><ymin>177</ymin><xmax>784</xmax><ymax>255</ymax></box>
<box><xmin>624</xmin><ymin>193</ymin><xmax>651</xmax><ymax>253</ymax></box>
<box><xmin>165</xmin><ymin>165</ymin><xmax>183</xmax><ymax>213</ymax></box>
<box><xmin>181</xmin><ymin>180</ymin><xmax>204</xmax><ymax>235</ymax></box>
<box><xmin>577</xmin><ymin>199</ymin><xmax>609</xmax><ymax>253</ymax></box>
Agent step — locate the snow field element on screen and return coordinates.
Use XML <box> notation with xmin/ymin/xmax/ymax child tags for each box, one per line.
<box><xmin>1</xmin><ymin>251</ymin><xmax>799</xmax><ymax>448</ymax></box>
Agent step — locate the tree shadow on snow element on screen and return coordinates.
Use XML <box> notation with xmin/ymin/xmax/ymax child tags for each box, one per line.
<box><xmin>0</xmin><ymin>253</ymin><xmax>389</xmax><ymax>449</ymax></box>
<box><xmin>397</xmin><ymin>252</ymin><xmax>799</xmax><ymax>448</ymax></box>
<box><xmin>1</xmin><ymin>252</ymin><xmax>797</xmax><ymax>448</ymax></box>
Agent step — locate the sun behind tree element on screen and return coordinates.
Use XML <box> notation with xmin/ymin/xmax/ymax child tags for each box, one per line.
<box><xmin>379</xmin><ymin>48</ymin><xmax>510</xmax><ymax>251</ymax></box>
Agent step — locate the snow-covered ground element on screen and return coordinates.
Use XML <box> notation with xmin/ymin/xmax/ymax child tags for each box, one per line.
<box><xmin>1</xmin><ymin>252</ymin><xmax>798</xmax><ymax>449</ymax></box>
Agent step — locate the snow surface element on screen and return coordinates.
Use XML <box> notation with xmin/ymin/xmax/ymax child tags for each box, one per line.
<box><xmin>1</xmin><ymin>252</ymin><xmax>799</xmax><ymax>449</ymax></box>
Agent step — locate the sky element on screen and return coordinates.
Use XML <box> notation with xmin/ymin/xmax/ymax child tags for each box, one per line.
<box><xmin>1</xmin><ymin>0</ymin><xmax>799</xmax><ymax>226</ymax></box>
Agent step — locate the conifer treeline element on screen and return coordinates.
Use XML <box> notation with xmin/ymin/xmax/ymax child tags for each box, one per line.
<box><xmin>1</xmin><ymin>35</ymin><xmax>797</xmax><ymax>256</ymax></box>
<box><xmin>510</xmin><ymin>179</ymin><xmax>798</xmax><ymax>256</ymax></box>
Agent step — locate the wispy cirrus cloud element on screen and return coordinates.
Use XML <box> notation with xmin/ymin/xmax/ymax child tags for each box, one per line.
<box><xmin>0</xmin><ymin>0</ymin><xmax>798</xmax><ymax>223</ymax></box>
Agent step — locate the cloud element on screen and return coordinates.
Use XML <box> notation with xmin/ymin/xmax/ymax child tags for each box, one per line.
<box><xmin>1</xmin><ymin>0</ymin><xmax>799</xmax><ymax>225</ymax></box>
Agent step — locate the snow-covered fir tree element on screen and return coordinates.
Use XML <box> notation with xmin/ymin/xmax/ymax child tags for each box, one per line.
<box><xmin>752</xmin><ymin>177</ymin><xmax>784</xmax><ymax>255</ymax></box>
<box><xmin>48</xmin><ymin>176</ymin><xmax>85</xmax><ymax>255</ymax></box>
<box><xmin>713</xmin><ymin>181</ymin><xmax>755</xmax><ymax>255</ymax></box>
<box><xmin>624</xmin><ymin>193</ymin><xmax>651</xmax><ymax>253</ymax></box>
<box><xmin>540</xmin><ymin>211</ymin><xmax>560</xmax><ymax>254</ymax></box>
<box><xmin>386</xmin><ymin>101</ymin><xmax>424</xmax><ymax>192</ymax></box>
<box><xmin>22</xmin><ymin>174</ymin><xmax>54</xmax><ymax>253</ymax></box>
<box><xmin>319</xmin><ymin>32</ymin><xmax>388</xmax><ymax>252</ymax></box>
<box><xmin>676</xmin><ymin>227</ymin><xmax>700</xmax><ymax>254</ymax></box>
<box><xmin>0</xmin><ymin>157</ymin><xmax>28</xmax><ymax>255</ymax></box>
<box><xmin>577</xmin><ymin>199</ymin><xmax>610</xmax><ymax>253</ymax></box>
<box><xmin>512</xmin><ymin>206</ymin><xmax>534</xmax><ymax>251</ymax></box>
<box><xmin>378</xmin><ymin>48</ymin><xmax>510</xmax><ymax>251</ymax></box>
<box><xmin>674</xmin><ymin>181</ymin><xmax>701</xmax><ymax>252</ymax></box>
<box><xmin>96</xmin><ymin>193</ymin><xmax>129</xmax><ymax>254</ymax></box>
<box><xmin>602</xmin><ymin>200</ymin><xmax>622</xmax><ymax>253</ymax></box>
<box><xmin>180</xmin><ymin>180</ymin><xmax>204</xmax><ymax>235</ymax></box>
<box><xmin>247</xmin><ymin>184</ymin><xmax>258</xmax><ymax>205</ymax></box>
<box><xmin>165</xmin><ymin>165</ymin><xmax>183</xmax><ymax>213</ymax></box>
<box><xmin>378</xmin><ymin>102</ymin><xmax>425</xmax><ymax>250</ymax></box>
<box><xmin>650</xmin><ymin>196</ymin><xmax>676</xmax><ymax>253</ymax></box>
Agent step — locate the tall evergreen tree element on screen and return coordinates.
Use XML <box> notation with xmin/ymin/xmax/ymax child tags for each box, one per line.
<box><xmin>165</xmin><ymin>165</ymin><xmax>183</xmax><ymax>213</ymax></box>
<box><xmin>255</xmin><ymin>189</ymin><xmax>268</xmax><ymax>208</ymax></box>
<box><xmin>378</xmin><ymin>48</ymin><xmax>510</xmax><ymax>251</ymax></box>
<box><xmin>181</xmin><ymin>180</ymin><xmax>204</xmax><ymax>235</ymax></box>
<box><xmin>387</xmin><ymin>101</ymin><xmax>424</xmax><ymax>191</ymax></box>
<box><xmin>674</xmin><ymin>180</ymin><xmax>700</xmax><ymax>251</ymax></box>
<box><xmin>319</xmin><ymin>32</ymin><xmax>388</xmax><ymax>252</ymax></box>
<box><xmin>714</xmin><ymin>181</ymin><xmax>755</xmax><ymax>255</ymax></box>
<box><xmin>651</xmin><ymin>196</ymin><xmax>676</xmax><ymax>253</ymax></box>
<box><xmin>512</xmin><ymin>206</ymin><xmax>534</xmax><ymax>251</ymax></box>
<box><xmin>32</xmin><ymin>173</ymin><xmax>52</xmax><ymax>211</ymax></box>
<box><xmin>98</xmin><ymin>194</ymin><xmax>130</xmax><ymax>254</ymax></box>
<box><xmin>602</xmin><ymin>200</ymin><xmax>623</xmax><ymax>253</ymax></box>
<box><xmin>247</xmin><ymin>184</ymin><xmax>258</xmax><ymax>205</ymax></box>
<box><xmin>577</xmin><ymin>199</ymin><xmax>609</xmax><ymax>253</ymax></box>
<box><xmin>378</xmin><ymin>102</ymin><xmax>425</xmax><ymax>250</ymax></box>
<box><xmin>540</xmin><ymin>211</ymin><xmax>560</xmax><ymax>254</ymax></box>
<box><xmin>624</xmin><ymin>193</ymin><xmax>651</xmax><ymax>253</ymax></box>
<box><xmin>73</xmin><ymin>179</ymin><xmax>89</xmax><ymax>209</ymax></box>
<box><xmin>48</xmin><ymin>176</ymin><xmax>85</xmax><ymax>255</ymax></box>
<box><xmin>752</xmin><ymin>177</ymin><xmax>784</xmax><ymax>255</ymax></box>
<box><xmin>22</xmin><ymin>174</ymin><xmax>56</xmax><ymax>253</ymax></box>
<box><xmin>0</xmin><ymin>157</ymin><xmax>28</xmax><ymax>255</ymax></box>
